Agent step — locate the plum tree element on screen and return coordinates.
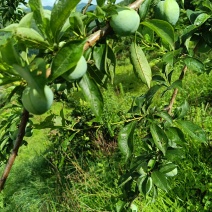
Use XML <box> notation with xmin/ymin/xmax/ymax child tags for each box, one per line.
<box><xmin>22</xmin><ymin>85</ymin><xmax>54</xmax><ymax>115</ymax></box>
<box><xmin>110</xmin><ymin>8</ymin><xmax>140</xmax><ymax>36</ymax></box>
<box><xmin>62</xmin><ymin>56</ymin><xmax>87</xmax><ymax>81</ymax></box>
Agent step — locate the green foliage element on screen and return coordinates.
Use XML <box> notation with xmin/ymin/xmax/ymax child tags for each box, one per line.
<box><xmin>0</xmin><ymin>0</ymin><xmax>212</xmax><ymax>211</ymax></box>
<box><xmin>0</xmin><ymin>0</ymin><xmax>26</xmax><ymax>27</ymax></box>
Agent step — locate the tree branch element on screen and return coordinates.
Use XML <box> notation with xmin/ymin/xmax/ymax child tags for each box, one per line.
<box><xmin>167</xmin><ymin>65</ymin><xmax>187</xmax><ymax>114</ymax></box>
<box><xmin>0</xmin><ymin>0</ymin><xmax>145</xmax><ymax>191</ymax></box>
<box><xmin>0</xmin><ymin>109</ymin><xmax>29</xmax><ymax>192</ymax></box>
<box><xmin>83</xmin><ymin>0</ymin><xmax>145</xmax><ymax>50</ymax></box>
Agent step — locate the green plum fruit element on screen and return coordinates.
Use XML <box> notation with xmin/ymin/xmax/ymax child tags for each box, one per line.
<box><xmin>22</xmin><ymin>85</ymin><xmax>54</xmax><ymax>115</ymax></box>
<box><xmin>164</xmin><ymin>0</ymin><xmax>180</xmax><ymax>25</ymax></box>
<box><xmin>155</xmin><ymin>0</ymin><xmax>180</xmax><ymax>25</ymax></box>
<box><xmin>62</xmin><ymin>56</ymin><xmax>87</xmax><ymax>81</ymax></box>
<box><xmin>110</xmin><ymin>8</ymin><xmax>140</xmax><ymax>36</ymax></box>
<box><xmin>155</xmin><ymin>1</ymin><xmax>165</xmax><ymax>20</ymax></box>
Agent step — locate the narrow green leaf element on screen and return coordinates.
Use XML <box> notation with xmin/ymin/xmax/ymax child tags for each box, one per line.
<box><xmin>0</xmin><ymin>24</ymin><xmax>19</xmax><ymax>32</ymax></box>
<box><xmin>142</xmin><ymin>19</ymin><xmax>175</xmax><ymax>49</ymax></box>
<box><xmin>29</xmin><ymin>0</ymin><xmax>52</xmax><ymax>40</ymax></box>
<box><xmin>130</xmin><ymin>42</ymin><xmax>152</xmax><ymax>88</ymax></box>
<box><xmin>69</xmin><ymin>13</ymin><xmax>85</xmax><ymax>36</ymax></box>
<box><xmin>93</xmin><ymin>44</ymin><xmax>106</xmax><ymax>71</ymax></box>
<box><xmin>150</xmin><ymin>124</ymin><xmax>168</xmax><ymax>155</ymax></box>
<box><xmin>50</xmin><ymin>0</ymin><xmax>80</xmax><ymax>41</ymax></box>
<box><xmin>118</xmin><ymin>121</ymin><xmax>136</xmax><ymax>161</ymax></box>
<box><xmin>151</xmin><ymin>171</ymin><xmax>169</xmax><ymax>191</ymax></box>
<box><xmin>50</xmin><ymin>41</ymin><xmax>84</xmax><ymax>81</ymax></box>
<box><xmin>176</xmin><ymin>120</ymin><xmax>207</xmax><ymax>143</ymax></box>
<box><xmin>139</xmin><ymin>0</ymin><xmax>152</xmax><ymax>20</ymax></box>
<box><xmin>155</xmin><ymin>111</ymin><xmax>173</xmax><ymax>124</ymax></box>
<box><xmin>79</xmin><ymin>73</ymin><xmax>103</xmax><ymax>121</ymax></box>
<box><xmin>180</xmin><ymin>25</ymin><xmax>198</xmax><ymax>44</ymax></box>
<box><xmin>159</xmin><ymin>162</ymin><xmax>177</xmax><ymax>174</ymax></box>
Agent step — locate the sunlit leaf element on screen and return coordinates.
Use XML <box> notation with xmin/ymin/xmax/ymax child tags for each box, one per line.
<box><xmin>142</xmin><ymin>19</ymin><xmax>175</xmax><ymax>49</ymax></box>
<box><xmin>130</xmin><ymin>42</ymin><xmax>152</xmax><ymax>88</ymax></box>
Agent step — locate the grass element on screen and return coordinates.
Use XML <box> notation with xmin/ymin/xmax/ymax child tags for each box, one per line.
<box><xmin>1</xmin><ymin>61</ymin><xmax>212</xmax><ymax>211</ymax></box>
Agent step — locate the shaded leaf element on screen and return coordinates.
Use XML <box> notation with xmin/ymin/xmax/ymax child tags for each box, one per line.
<box><xmin>79</xmin><ymin>73</ymin><xmax>103</xmax><ymax>121</ymax></box>
<box><xmin>166</xmin><ymin>148</ymin><xmax>185</xmax><ymax>162</ymax></box>
<box><xmin>155</xmin><ymin>111</ymin><xmax>172</xmax><ymax>124</ymax></box>
<box><xmin>184</xmin><ymin>57</ymin><xmax>205</xmax><ymax>73</ymax></box>
<box><xmin>118</xmin><ymin>121</ymin><xmax>136</xmax><ymax>161</ymax></box>
<box><xmin>93</xmin><ymin>44</ymin><xmax>106</xmax><ymax>71</ymax></box>
<box><xmin>165</xmin><ymin>127</ymin><xmax>186</xmax><ymax>145</ymax></box>
<box><xmin>151</xmin><ymin>171</ymin><xmax>169</xmax><ymax>191</ymax></box>
<box><xmin>150</xmin><ymin>124</ymin><xmax>168</xmax><ymax>155</ymax></box>
<box><xmin>176</xmin><ymin>120</ymin><xmax>207</xmax><ymax>143</ymax></box>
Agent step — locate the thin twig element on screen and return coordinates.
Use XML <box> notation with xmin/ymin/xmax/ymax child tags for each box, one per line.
<box><xmin>167</xmin><ymin>65</ymin><xmax>187</xmax><ymax>114</ymax></box>
<box><xmin>0</xmin><ymin>109</ymin><xmax>29</xmax><ymax>192</ymax></box>
<box><xmin>82</xmin><ymin>0</ymin><xmax>92</xmax><ymax>15</ymax></box>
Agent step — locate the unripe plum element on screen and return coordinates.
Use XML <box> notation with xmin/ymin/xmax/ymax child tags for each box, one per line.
<box><xmin>110</xmin><ymin>8</ymin><xmax>140</xmax><ymax>36</ymax></box>
<box><xmin>62</xmin><ymin>56</ymin><xmax>87</xmax><ymax>81</ymax></box>
<box><xmin>22</xmin><ymin>85</ymin><xmax>54</xmax><ymax>115</ymax></box>
<box><xmin>164</xmin><ymin>0</ymin><xmax>180</xmax><ymax>25</ymax></box>
<box><xmin>155</xmin><ymin>0</ymin><xmax>180</xmax><ymax>25</ymax></box>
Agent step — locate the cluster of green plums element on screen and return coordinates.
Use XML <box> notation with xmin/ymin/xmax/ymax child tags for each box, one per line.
<box><xmin>109</xmin><ymin>0</ymin><xmax>180</xmax><ymax>37</ymax></box>
<box><xmin>22</xmin><ymin>56</ymin><xmax>87</xmax><ymax>115</ymax></box>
